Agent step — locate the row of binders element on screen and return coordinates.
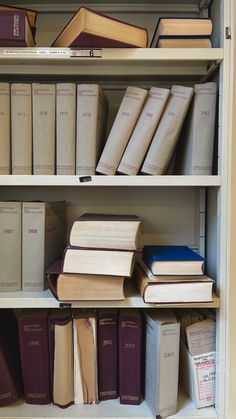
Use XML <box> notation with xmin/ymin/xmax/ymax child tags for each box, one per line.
<box><xmin>0</xmin><ymin>81</ymin><xmax>217</xmax><ymax>176</ymax></box>
<box><xmin>0</xmin><ymin>307</ymin><xmax>216</xmax><ymax>413</ymax></box>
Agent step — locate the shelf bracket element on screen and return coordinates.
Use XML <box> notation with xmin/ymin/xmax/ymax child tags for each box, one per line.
<box><xmin>198</xmin><ymin>0</ymin><xmax>213</xmax><ymax>10</ymax></box>
<box><xmin>200</xmin><ymin>60</ymin><xmax>221</xmax><ymax>83</ymax></box>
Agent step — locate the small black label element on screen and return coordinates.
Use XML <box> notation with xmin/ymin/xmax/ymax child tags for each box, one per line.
<box><xmin>79</xmin><ymin>176</ymin><xmax>92</xmax><ymax>183</ymax></box>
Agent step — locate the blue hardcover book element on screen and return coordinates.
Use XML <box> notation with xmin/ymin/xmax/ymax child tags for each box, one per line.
<box><xmin>142</xmin><ymin>245</ymin><xmax>205</xmax><ymax>275</ymax></box>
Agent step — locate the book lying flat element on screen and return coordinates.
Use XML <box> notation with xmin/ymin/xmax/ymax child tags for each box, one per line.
<box><xmin>151</xmin><ymin>18</ymin><xmax>212</xmax><ymax>47</ymax></box>
<box><xmin>157</xmin><ymin>37</ymin><xmax>212</xmax><ymax>48</ymax></box>
<box><xmin>69</xmin><ymin>213</ymin><xmax>141</xmax><ymax>250</ymax></box>
<box><xmin>142</xmin><ymin>245</ymin><xmax>205</xmax><ymax>275</ymax></box>
<box><xmin>135</xmin><ymin>263</ymin><xmax>214</xmax><ymax>303</ymax></box>
<box><xmin>52</xmin><ymin>6</ymin><xmax>148</xmax><ymax>48</ymax></box>
<box><xmin>47</xmin><ymin>260</ymin><xmax>125</xmax><ymax>301</ymax></box>
<box><xmin>0</xmin><ymin>11</ymin><xmax>35</xmax><ymax>47</ymax></box>
<box><xmin>62</xmin><ymin>247</ymin><xmax>136</xmax><ymax>277</ymax></box>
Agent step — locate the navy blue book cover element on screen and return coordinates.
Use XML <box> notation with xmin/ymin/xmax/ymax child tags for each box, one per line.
<box><xmin>143</xmin><ymin>245</ymin><xmax>205</xmax><ymax>269</ymax></box>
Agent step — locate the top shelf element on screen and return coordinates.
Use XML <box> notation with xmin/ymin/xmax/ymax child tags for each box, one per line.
<box><xmin>0</xmin><ymin>48</ymin><xmax>223</xmax><ymax>77</ymax></box>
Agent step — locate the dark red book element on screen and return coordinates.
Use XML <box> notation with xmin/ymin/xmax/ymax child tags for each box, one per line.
<box><xmin>18</xmin><ymin>309</ymin><xmax>51</xmax><ymax>405</ymax></box>
<box><xmin>0</xmin><ymin>10</ymin><xmax>35</xmax><ymax>46</ymax></box>
<box><xmin>97</xmin><ymin>309</ymin><xmax>118</xmax><ymax>401</ymax></box>
<box><xmin>0</xmin><ymin>309</ymin><xmax>23</xmax><ymax>406</ymax></box>
<box><xmin>51</xmin><ymin>6</ymin><xmax>148</xmax><ymax>48</ymax></box>
<box><xmin>119</xmin><ymin>309</ymin><xmax>142</xmax><ymax>405</ymax></box>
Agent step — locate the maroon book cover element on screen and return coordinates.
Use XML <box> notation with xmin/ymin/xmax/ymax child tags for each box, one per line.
<box><xmin>47</xmin><ymin>308</ymin><xmax>72</xmax><ymax>402</ymax></box>
<box><xmin>119</xmin><ymin>309</ymin><xmax>142</xmax><ymax>405</ymax></box>
<box><xmin>77</xmin><ymin>213</ymin><xmax>140</xmax><ymax>222</ymax></box>
<box><xmin>0</xmin><ymin>10</ymin><xmax>33</xmax><ymax>46</ymax></box>
<box><xmin>0</xmin><ymin>309</ymin><xmax>23</xmax><ymax>406</ymax></box>
<box><xmin>18</xmin><ymin>309</ymin><xmax>51</xmax><ymax>405</ymax></box>
<box><xmin>97</xmin><ymin>309</ymin><xmax>118</xmax><ymax>401</ymax></box>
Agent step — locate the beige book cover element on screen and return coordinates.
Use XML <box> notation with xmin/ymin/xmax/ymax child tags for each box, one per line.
<box><xmin>53</xmin><ymin>320</ymin><xmax>74</xmax><ymax>407</ymax></box>
<box><xmin>56</xmin><ymin>83</ymin><xmax>76</xmax><ymax>175</ymax></box>
<box><xmin>22</xmin><ymin>201</ymin><xmax>66</xmax><ymax>291</ymax></box>
<box><xmin>118</xmin><ymin>87</ymin><xmax>170</xmax><ymax>175</ymax></box>
<box><xmin>186</xmin><ymin>319</ymin><xmax>216</xmax><ymax>356</ymax></box>
<box><xmin>0</xmin><ymin>83</ymin><xmax>10</xmax><ymax>175</ymax></box>
<box><xmin>11</xmin><ymin>83</ymin><xmax>32</xmax><ymax>175</ymax></box>
<box><xmin>76</xmin><ymin>84</ymin><xmax>108</xmax><ymax>175</ymax></box>
<box><xmin>32</xmin><ymin>83</ymin><xmax>56</xmax><ymax>175</ymax></box>
<box><xmin>74</xmin><ymin>310</ymin><xmax>98</xmax><ymax>404</ymax></box>
<box><xmin>176</xmin><ymin>82</ymin><xmax>217</xmax><ymax>175</ymax></box>
<box><xmin>0</xmin><ymin>202</ymin><xmax>21</xmax><ymax>291</ymax></box>
<box><xmin>141</xmin><ymin>85</ymin><xmax>194</xmax><ymax>175</ymax></box>
<box><xmin>145</xmin><ymin>309</ymin><xmax>180</xmax><ymax>418</ymax></box>
<box><xmin>96</xmin><ymin>86</ymin><xmax>148</xmax><ymax>175</ymax></box>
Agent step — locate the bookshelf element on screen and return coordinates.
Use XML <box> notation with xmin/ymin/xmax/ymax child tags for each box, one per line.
<box><xmin>0</xmin><ymin>0</ymin><xmax>234</xmax><ymax>418</ymax></box>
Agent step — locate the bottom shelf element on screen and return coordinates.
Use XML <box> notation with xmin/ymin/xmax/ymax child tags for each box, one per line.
<box><xmin>0</xmin><ymin>390</ymin><xmax>217</xmax><ymax>419</ymax></box>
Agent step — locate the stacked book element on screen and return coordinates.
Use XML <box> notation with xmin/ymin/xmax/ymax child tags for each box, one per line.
<box><xmin>150</xmin><ymin>18</ymin><xmax>213</xmax><ymax>48</ymax></box>
<box><xmin>0</xmin><ymin>5</ymin><xmax>37</xmax><ymax>47</ymax></box>
<box><xmin>47</xmin><ymin>213</ymin><xmax>141</xmax><ymax>301</ymax></box>
<box><xmin>134</xmin><ymin>245</ymin><xmax>214</xmax><ymax>303</ymax></box>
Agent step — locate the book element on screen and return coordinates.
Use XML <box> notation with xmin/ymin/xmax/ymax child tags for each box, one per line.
<box><xmin>18</xmin><ymin>309</ymin><xmax>51</xmax><ymax>405</ymax></box>
<box><xmin>32</xmin><ymin>83</ymin><xmax>56</xmax><ymax>175</ymax></box>
<box><xmin>118</xmin><ymin>87</ymin><xmax>170</xmax><ymax>175</ymax></box>
<box><xmin>53</xmin><ymin>312</ymin><xmax>74</xmax><ymax>408</ymax></box>
<box><xmin>0</xmin><ymin>83</ymin><xmax>10</xmax><ymax>175</ymax></box>
<box><xmin>73</xmin><ymin>309</ymin><xmax>98</xmax><ymax>404</ymax></box>
<box><xmin>157</xmin><ymin>37</ymin><xmax>212</xmax><ymax>48</ymax></box>
<box><xmin>76</xmin><ymin>84</ymin><xmax>108</xmax><ymax>175</ymax></box>
<box><xmin>150</xmin><ymin>18</ymin><xmax>212</xmax><ymax>48</ymax></box>
<box><xmin>144</xmin><ymin>309</ymin><xmax>180</xmax><ymax>418</ymax></box>
<box><xmin>69</xmin><ymin>213</ymin><xmax>141</xmax><ymax>250</ymax></box>
<box><xmin>51</xmin><ymin>6</ymin><xmax>148</xmax><ymax>48</ymax></box>
<box><xmin>0</xmin><ymin>10</ymin><xmax>35</xmax><ymax>47</ymax></box>
<box><xmin>22</xmin><ymin>201</ymin><xmax>66</xmax><ymax>291</ymax></box>
<box><xmin>142</xmin><ymin>245</ymin><xmax>205</xmax><ymax>275</ymax></box>
<box><xmin>0</xmin><ymin>4</ymin><xmax>37</xmax><ymax>30</ymax></box>
<box><xmin>97</xmin><ymin>309</ymin><xmax>118</xmax><ymax>401</ymax></box>
<box><xmin>56</xmin><ymin>83</ymin><xmax>76</xmax><ymax>175</ymax></box>
<box><xmin>185</xmin><ymin>318</ymin><xmax>216</xmax><ymax>356</ymax></box>
<box><xmin>62</xmin><ymin>247</ymin><xmax>136</xmax><ymax>276</ymax></box>
<box><xmin>0</xmin><ymin>201</ymin><xmax>21</xmax><ymax>291</ymax></box>
<box><xmin>47</xmin><ymin>260</ymin><xmax>125</xmax><ymax>301</ymax></box>
<box><xmin>176</xmin><ymin>82</ymin><xmax>217</xmax><ymax>175</ymax></box>
<box><xmin>119</xmin><ymin>309</ymin><xmax>142</xmax><ymax>405</ymax></box>
<box><xmin>141</xmin><ymin>85</ymin><xmax>194</xmax><ymax>175</ymax></box>
<box><xmin>135</xmin><ymin>262</ymin><xmax>214</xmax><ymax>303</ymax></box>
<box><xmin>11</xmin><ymin>83</ymin><xmax>32</xmax><ymax>175</ymax></box>
<box><xmin>0</xmin><ymin>309</ymin><xmax>23</xmax><ymax>406</ymax></box>
<box><xmin>96</xmin><ymin>86</ymin><xmax>148</xmax><ymax>175</ymax></box>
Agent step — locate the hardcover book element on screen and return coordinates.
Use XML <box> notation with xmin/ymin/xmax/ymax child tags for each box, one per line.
<box><xmin>11</xmin><ymin>83</ymin><xmax>32</xmax><ymax>175</ymax></box>
<box><xmin>0</xmin><ymin>83</ymin><xmax>10</xmax><ymax>175</ymax></box>
<box><xmin>142</xmin><ymin>245</ymin><xmax>205</xmax><ymax>275</ymax></box>
<box><xmin>0</xmin><ymin>201</ymin><xmax>21</xmax><ymax>291</ymax></box>
<box><xmin>97</xmin><ymin>309</ymin><xmax>118</xmax><ymax>400</ymax></box>
<box><xmin>157</xmin><ymin>36</ymin><xmax>212</xmax><ymax>48</ymax></box>
<box><xmin>76</xmin><ymin>85</ymin><xmax>108</xmax><ymax>175</ymax></box>
<box><xmin>18</xmin><ymin>309</ymin><xmax>51</xmax><ymax>405</ymax></box>
<box><xmin>22</xmin><ymin>201</ymin><xmax>66</xmax><ymax>291</ymax></box>
<box><xmin>119</xmin><ymin>309</ymin><xmax>142</xmax><ymax>405</ymax></box>
<box><xmin>69</xmin><ymin>213</ymin><xmax>141</xmax><ymax>250</ymax></box>
<box><xmin>73</xmin><ymin>309</ymin><xmax>98</xmax><ymax>404</ymax></box>
<box><xmin>51</xmin><ymin>6</ymin><xmax>148</xmax><ymax>48</ymax></box>
<box><xmin>47</xmin><ymin>260</ymin><xmax>125</xmax><ymax>301</ymax></box>
<box><xmin>0</xmin><ymin>4</ymin><xmax>37</xmax><ymax>29</ymax></box>
<box><xmin>176</xmin><ymin>82</ymin><xmax>217</xmax><ymax>175</ymax></box>
<box><xmin>0</xmin><ymin>10</ymin><xmax>35</xmax><ymax>47</ymax></box>
<box><xmin>56</xmin><ymin>83</ymin><xmax>76</xmax><ymax>175</ymax></box>
<box><xmin>96</xmin><ymin>86</ymin><xmax>148</xmax><ymax>175</ymax></box>
<box><xmin>0</xmin><ymin>310</ymin><xmax>23</xmax><ymax>406</ymax></box>
<box><xmin>144</xmin><ymin>309</ymin><xmax>180</xmax><ymax>417</ymax></box>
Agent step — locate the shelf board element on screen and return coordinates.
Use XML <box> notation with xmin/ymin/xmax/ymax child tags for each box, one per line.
<box><xmin>0</xmin><ymin>286</ymin><xmax>220</xmax><ymax>309</ymax></box>
<box><xmin>0</xmin><ymin>390</ymin><xmax>217</xmax><ymax>419</ymax></box>
<box><xmin>0</xmin><ymin>175</ymin><xmax>221</xmax><ymax>187</ymax></box>
<box><xmin>0</xmin><ymin>48</ymin><xmax>223</xmax><ymax>76</ymax></box>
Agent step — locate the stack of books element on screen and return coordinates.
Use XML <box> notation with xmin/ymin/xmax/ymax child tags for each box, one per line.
<box><xmin>150</xmin><ymin>18</ymin><xmax>213</xmax><ymax>48</ymax></box>
<box><xmin>134</xmin><ymin>245</ymin><xmax>214</xmax><ymax>303</ymax></box>
<box><xmin>47</xmin><ymin>213</ymin><xmax>141</xmax><ymax>301</ymax></box>
<box><xmin>0</xmin><ymin>5</ymin><xmax>37</xmax><ymax>47</ymax></box>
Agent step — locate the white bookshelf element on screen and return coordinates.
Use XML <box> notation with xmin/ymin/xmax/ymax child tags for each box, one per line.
<box><xmin>0</xmin><ymin>0</ymin><xmax>234</xmax><ymax>418</ymax></box>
